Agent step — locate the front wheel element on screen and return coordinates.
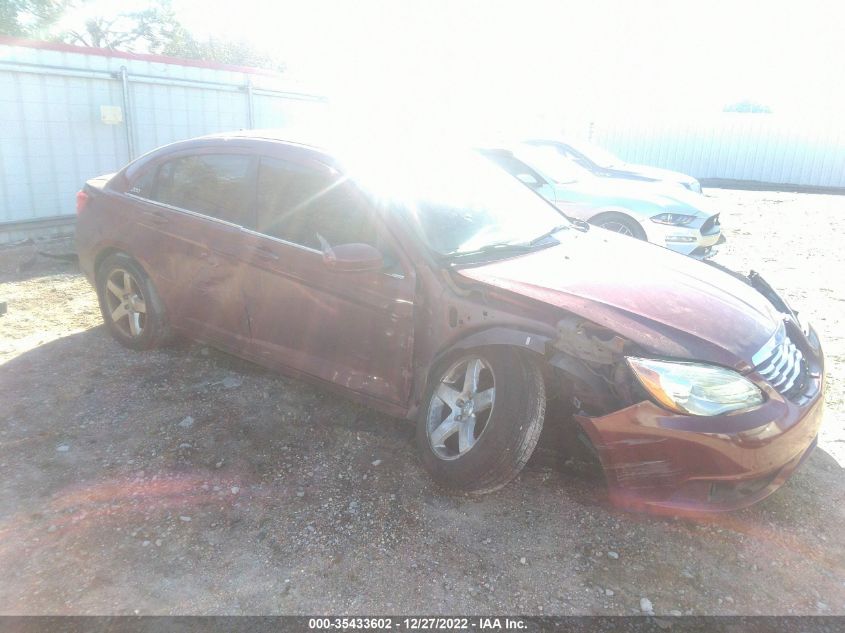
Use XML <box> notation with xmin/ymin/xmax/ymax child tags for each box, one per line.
<box><xmin>416</xmin><ymin>347</ymin><xmax>546</xmax><ymax>494</ymax></box>
<box><xmin>590</xmin><ymin>212</ymin><xmax>646</xmax><ymax>240</ymax></box>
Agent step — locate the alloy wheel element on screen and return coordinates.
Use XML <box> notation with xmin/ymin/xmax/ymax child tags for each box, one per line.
<box><xmin>104</xmin><ymin>268</ymin><xmax>147</xmax><ymax>337</ymax></box>
<box><xmin>426</xmin><ymin>357</ymin><xmax>496</xmax><ymax>460</ymax></box>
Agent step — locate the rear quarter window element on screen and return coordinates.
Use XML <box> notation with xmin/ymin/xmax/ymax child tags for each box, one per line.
<box><xmin>128</xmin><ymin>167</ymin><xmax>156</xmax><ymax>198</ymax></box>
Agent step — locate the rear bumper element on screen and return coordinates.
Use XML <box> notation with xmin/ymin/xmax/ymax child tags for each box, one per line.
<box><xmin>75</xmin><ymin>225</ymin><xmax>97</xmax><ymax>283</ymax></box>
<box><xmin>575</xmin><ymin>379</ymin><xmax>825</xmax><ymax>513</ymax></box>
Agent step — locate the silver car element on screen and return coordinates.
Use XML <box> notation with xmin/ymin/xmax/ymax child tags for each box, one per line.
<box><xmin>480</xmin><ymin>144</ymin><xmax>723</xmax><ymax>258</ymax></box>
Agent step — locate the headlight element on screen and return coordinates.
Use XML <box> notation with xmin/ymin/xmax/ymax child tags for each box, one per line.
<box><xmin>626</xmin><ymin>357</ymin><xmax>764</xmax><ymax>416</ymax></box>
<box><xmin>650</xmin><ymin>213</ymin><xmax>696</xmax><ymax>226</ymax></box>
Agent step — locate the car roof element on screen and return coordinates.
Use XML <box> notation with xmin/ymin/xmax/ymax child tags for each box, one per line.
<box><xmin>122</xmin><ymin>128</ymin><xmax>334</xmax><ymax>179</ymax></box>
<box><xmin>199</xmin><ymin>128</ymin><xmax>330</xmax><ymax>151</ymax></box>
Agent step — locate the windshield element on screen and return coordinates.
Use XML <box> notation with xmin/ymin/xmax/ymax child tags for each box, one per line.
<box><xmin>348</xmin><ymin>149</ymin><xmax>569</xmax><ymax>258</ymax></box>
<box><xmin>566</xmin><ymin>139</ymin><xmax>624</xmax><ymax>168</ymax></box>
<box><xmin>515</xmin><ymin>145</ymin><xmax>593</xmax><ymax>184</ymax></box>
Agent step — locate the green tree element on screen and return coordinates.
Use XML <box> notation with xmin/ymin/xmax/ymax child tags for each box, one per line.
<box><xmin>1</xmin><ymin>0</ymin><xmax>283</xmax><ymax>70</ymax></box>
<box><xmin>59</xmin><ymin>1</ymin><xmax>282</xmax><ymax>69</ymax></box>
<box><xmin>159</xmin><ymin>35</ymin><xmax>284</xmax><ymax>71</ymax></box>
<box><xmin>0</xmin><ymin>0</ymin><xmax>72</xmax><ymax>38</ymax></box>
<box><xmin>61</xmin><ymin>2</ymin><xmax>183</xmax><ymax>52</ymax></box>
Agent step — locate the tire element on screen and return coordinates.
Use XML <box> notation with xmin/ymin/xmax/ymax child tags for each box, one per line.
<box><xmin>590</xmin><ymin>212</ymin><xmax>646</xmax><ymax>240</ymax></box>
<box><xmin>416</xmin><ymin>347</ymin><xmax>546</xmax><ymax>494</ymax></box>
<box><xmin>96</xmin><ymin>252</ymin><xmax>172</xmax><ymax>350</ymax></box>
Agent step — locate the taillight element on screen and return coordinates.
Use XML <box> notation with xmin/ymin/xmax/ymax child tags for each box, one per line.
<box><xmin>76</xmin><ymin>190</ymin><xmax>90</xmax><ymax>214</ymax></box>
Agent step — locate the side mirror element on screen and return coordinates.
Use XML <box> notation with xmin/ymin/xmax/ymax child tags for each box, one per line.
<box><xmin>322</xmin><ymin>242</ymin><xmax>384</xmax><ymax>273</ymax></box>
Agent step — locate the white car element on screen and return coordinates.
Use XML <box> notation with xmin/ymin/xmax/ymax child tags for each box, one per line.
<box><xmin>526</xmin><ymin>137</ymin><xmax>703</xmax><ymax>193</ymax></box>
<box><xmin>479</xmin><ymin>143</ymin><xmax>723</xmax><ymax>258</ymax></box>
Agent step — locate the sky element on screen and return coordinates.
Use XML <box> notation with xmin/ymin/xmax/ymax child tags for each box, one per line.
<box><xmin>57</xmin><ymin>0</ymin><xmax>845</xmax><ymax>134</ymax></box>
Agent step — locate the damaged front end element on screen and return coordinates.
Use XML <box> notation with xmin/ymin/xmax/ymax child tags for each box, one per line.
<box><xmin>546</xmin><ymin>267</ymin><xmax>825</xmax><ymax>513</ymax></box>
<box><xmin>545</xmin><ymin>314</ymin><xmax>686</xmax><ymax>502</ymax></box>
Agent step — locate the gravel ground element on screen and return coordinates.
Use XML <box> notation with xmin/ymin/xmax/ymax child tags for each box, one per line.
<box><xmin>0</xmin><ymin>188</ymin><xmax>843</xmax><ymax>616</ymax></box>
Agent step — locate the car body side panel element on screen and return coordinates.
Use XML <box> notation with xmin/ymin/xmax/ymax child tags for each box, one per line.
<box><xmin>181</xmin><ymin>219</ymin><xmax>256</xmax><ymax>351</ymax></box>
<box><xmin>402</xmin><ymin>265</ymin><xmax>564</xmax><ymax>418</ymax></box>
<box><xmin>76</xmin><ymin>188</ymin><xmax>200</xmax><ymax>321</ymax></box>
<box><xmin>237</xmin><ymin>229</ymin><xmax>417</xmax><ymax>405</ymax></box>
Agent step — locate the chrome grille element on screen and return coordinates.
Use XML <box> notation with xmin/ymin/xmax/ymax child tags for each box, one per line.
<box><xmin>752</xmin><ymin>322</ymin><xmax>809</xmax><ymax>401</ymax></box>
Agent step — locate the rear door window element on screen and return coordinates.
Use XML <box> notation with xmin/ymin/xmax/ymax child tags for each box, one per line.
<box><xmin>128</xmin><ymin>167</ymin><xmax>156</xmax><ymax>198</ymax></box>
<box><xmin>152</xmin><ymin>154</ymin><xmax>255</xmax><ymax>227</ymax></box>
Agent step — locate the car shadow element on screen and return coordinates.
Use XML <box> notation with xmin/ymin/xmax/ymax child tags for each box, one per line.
<box><xmin>0</xmin><ymin>326</ymin><xmax>841</xmax><ymax>520</ymax></box>
<box><xmin>2</xmin><ymin>327</ymin><xmax>844</xmax><ymax>614</ymax></box>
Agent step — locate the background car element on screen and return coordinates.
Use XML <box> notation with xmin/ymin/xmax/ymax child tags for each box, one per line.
<box><xmin>526</xmin><ymin>137</ymin><xmax>702</xmax><ymax>193</ymax></box>
<box><xmin>479</xmin><ymin>143</ymin><xmax>723</xmax><ymax>258</ymax></box>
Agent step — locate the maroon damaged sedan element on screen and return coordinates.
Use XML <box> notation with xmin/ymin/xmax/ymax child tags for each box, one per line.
<box><xmin>75</xmin><ymin>131</ymin><xmax>825</xmax><ymax>512</ymax></box>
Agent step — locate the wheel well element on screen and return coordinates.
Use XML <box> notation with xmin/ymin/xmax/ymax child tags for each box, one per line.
<box><xmin>589</xmin><ymin>209</ymin><xmax>638</xmax><ymax>224</ymax></box>
<box><xmin>587</xmin><ymin>211</ymin><xmax>646</xmax><ymax>239</ymax></box>
<box><xmin>93</xmin><ymin>248</ymin><xmax>123</xmax><ymax>282</ymax></box>
<box><xmin>423</xmin><ymin>343</ymin><xmax>549</xmax><ymax>402</ymax></box>
<box><xmin>93</xmin><ymin>249</ymin><xmax>152</xmax><ymax>285</ymax></box>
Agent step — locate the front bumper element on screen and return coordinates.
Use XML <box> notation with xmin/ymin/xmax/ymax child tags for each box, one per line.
<box><xmin>644</xmin><ymin>214</ymin><xmax>722</xmax><ymax>257</ymax></box>
<box><xmin>575</xmin><ymin>365</ymin><xmax>824</xmax><ymax>513</ymax></box>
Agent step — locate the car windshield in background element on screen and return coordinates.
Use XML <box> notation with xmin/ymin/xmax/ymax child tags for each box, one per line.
<box><xmin>516</xmin><ymin>145</ymin><xmax>593</xmax><ymax>184</ymax></box>
<box><xmin>349</xmin><ymin>150</ymin><xmax>568</xmax><ymax>259</ymax></box>
<box><xmin>567</xmin><ymin>140</ymin><xmax>624</xmax><ymax>168</ymax></box>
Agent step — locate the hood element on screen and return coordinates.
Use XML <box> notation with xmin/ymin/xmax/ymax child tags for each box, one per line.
<box><xmin>561</xmin><ymin>177</ymin><xmax>712</xmax><ymax>215</ymax></box>
<box><xmin>456</xmin><ymin>229</ymin><xmax>780</xmax><ymax>370</ymax></box>
<box><xmin>617</xmin><ymin>163</ymin><xmax>697</xmax><ymax>187</ymax></box>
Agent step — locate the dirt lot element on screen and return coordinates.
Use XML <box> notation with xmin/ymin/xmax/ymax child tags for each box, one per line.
<box><xmin>0</xmin><ymin>189</ymin><xmax>843</xmax><ymax>616</ymax></box>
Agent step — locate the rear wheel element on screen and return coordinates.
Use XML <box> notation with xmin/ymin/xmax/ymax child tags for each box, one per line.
<box><xmin>416</xmin><ymin>347</ymin><xmax>546</xmax><ymax>494</ymax></box>
<box><xmin>590</xmin><ymin>212</ymin><xmax>646</xmax><ymax>240</ymax></box>
<box><xmin>96</xmin><ymin>253</ymin><xmax>171</xmax><ymax>350</ymax></box>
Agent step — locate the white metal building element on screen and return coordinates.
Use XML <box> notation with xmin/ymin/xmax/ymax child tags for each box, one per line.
<box><xmin>0</xmin><ymin>37</ymin><xmax>327</xmax><ymax>243</ymax></box>
<box><xmin>590</xmin><ymin>113</ymin><xmax>845</xmax><ymax>191</ymax></box>
<box><xmin>1</xmin><ymin>38</ymin><xmax>843</xmax><ymax>244</ymax></box>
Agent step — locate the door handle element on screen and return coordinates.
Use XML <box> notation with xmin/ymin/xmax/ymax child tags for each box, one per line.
<box><xmin>150</xmin><ymin>211</ymin><xmax>170</xmax><ymax>225</ymax></box>
<box><xmin>198</xmin><ymin>251</ymin><xmax>220</xmax><ymax>267</ymax></box>
<box><xmin>255</xmin><ymin>248</ymin><xmax>279</xmax><ymax>261</ymax></box>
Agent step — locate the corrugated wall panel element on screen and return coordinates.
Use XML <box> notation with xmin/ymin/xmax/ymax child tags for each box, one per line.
<box><xmin>130</xmin><ymin>82</ymin><xmax>250</xmax><ymax>156</ymax></box>
<box><xmin>0</xmin><ymin>42</ymin><xmax>325</xmax><ymax>241</ymax></box>
<box><xmin>253</xmin><ymin>93</ymin><xmax>328</xmax><ymax>129</ymax></box>
<box><xmin>0</xmin><ymin>67</ymin><xmax>128</xmax><ymax>222</ymax></box>
<box><xmin>592</xmin><ymin>114</ymin><xmax>845</xmax><ymax>188</ymax></box>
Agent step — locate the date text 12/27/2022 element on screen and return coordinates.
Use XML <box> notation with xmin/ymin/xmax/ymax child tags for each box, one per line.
<box><xmin>308</xmin><ymin>617</ymin><xmax>527</xmax><ymax>630</ymax></box>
